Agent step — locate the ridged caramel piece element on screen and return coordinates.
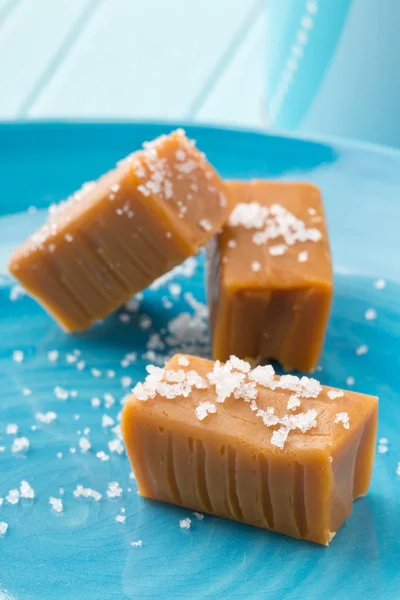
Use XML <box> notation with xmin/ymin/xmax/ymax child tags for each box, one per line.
<box><xmin>121</xmin><ymin>354</ymin><xmax>378</xmax><ymax>545</ymax></box>
<box><xmin>9</xmin><ymin>130</ymin><xmax>233</xmax><ymax>332</ymax></box>
<box><xmin>207</xmin><ymin>181</ymin><xmax>333</xmax><ymax>371</ymax></box>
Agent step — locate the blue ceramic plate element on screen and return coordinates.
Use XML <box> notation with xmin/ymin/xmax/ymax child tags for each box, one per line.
<box><xmin>0</xmin><ymin>123</ymin><xmax>399</xmax><ymax>600</ymax></box>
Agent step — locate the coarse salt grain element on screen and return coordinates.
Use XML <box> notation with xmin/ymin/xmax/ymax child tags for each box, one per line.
<box><xmin>36</xmin><ymin>411</ymin><xmax>57</xmax><ymax>424</ymax></box>
<box><xmin>130</xmin><ymin>540</ymin><xmax>143</xmax><ymax>547</ymax></box>
<box><xmin>79</xmin><ymin>437</ymin><xmax>91</xmax><ymax>453</ymax></box>
<box><xmin>91</xmin><ymin>397</ymin><xmax>101</xmax><ymax>408</ymax></box>
<box><xmin>356</xmin><ymin>344</ymin><xmax>368</xmax><ymax>356</ymax></box>
<box><xmin>378</xmin><ymin>444</ymin><xmax>388</xmax><ymax>454</ymax></box>
<box><xmin>396</xmin><ymin>463</ymin><xmax>400</xmax><ymax>476</ymax></box>
<box><xmin>6</xmin><ymin>424</ymin><xmax>18</xmax><ymax>435</ymax></box>
<box><xmin>47</xmin><ymin>350</ymin><xmax>59</xmax><ymax>362</ymax></box>
<box><xmin>0</xmin><ymin>522</ymin><xmax>8</xmax><ymax>537</ymax></box>
<box><xmin>251</xmin><ymin>261</ymin><xmax>261</xmax><ymax>272</ymax></box>
<box><xmin>334</xmin><ymin>412</ymin><xmax>350</xmax><ymax>429</ymax></box>
<box><xmin>379</xmin><ymin>437</ymin><xmax>388</xmax><ymax>444</ymax></box>
<box><xmin>104</xmin><ymin>393</ymin><xmax>115</xmax><ymax>409</ymax></box>
<box><xmin>107</xmin><ymin>369</ymin><xmax>116</xmax><ymax>378</ymax></box>
<box><xmin>169</xmin><ymin>283</ymin><xmax>182</xmax><ymax>297</ymax></box>
<box><xmin>227</xmin><ymin>239</ymin><xmax>237</xmax><ymax>248</ymax></box>
<box><xmin>199</xmin><ymin>219</ymin><xmax>213</xmax><ymax>232</ymax></box>
<box><xmin>12</xmin><ymin>350</ymin><xmax>24</xmax><ymax>363</ymax></box>
<box><xmin>102</xmin><ymin>415</ymin><xmax>115</xmax><ymax>428</ymax></box>
<box><xmin>195</xmin><ymin>401</ymin><xmax>217</xmax><ymax>421</ymax></box>
<box><xmin>6</xmin><ymin>489</ymin><xmax>20</xmax><ymax>505</ymax></box>
<box><xmin>116</xmin><ymin>514</ymin><xmax>126</xmax><ymax>523</ymax></box>
<box><xmin>365</xmin><ymin>308</ymin><xmax>377</xmax><ymax>321</ymax></box>
<box><xmin>20</xmin><ymin>480</ymin><xmax>34</xmax><ymax>499</ymax></box>
<box><xmin>12</xmin><ymin>437</ymin><xmax>30</xmax><ymax>453</ymax></box>
<box><xmin>179</xmin><ymin>518</ymin><xmax>191</xmax><ymax>530</ymax></box>
<box><xmin>96</xmin><ymin>451</ymin><xmax>110</xmax><ymax>462</ymax></box>
<box><xmin>107</xmin><ymin>481</ymin><xmax>123</xmax><ymax>498</ymax></box>
<box><xmin>108</xmin><ymin>439</ymin><xmax>124</xmax><ymax>455</ymax></box>
<box><xmin>193</xmin><ymin>512</ymin><xmax>204</xmax><ymax>520</ymax></box>
<box><xmin>22</xmin><ymin>387</ymin><xmax>32</xmax><ymax>396</ymax></box>
<box><xmin>91</xmin><ymin>368</ymin><xmax>102</xmax><ymax>378</ymax></box>
<box><xmin>287</xmin><ymin>395</ymin><xmax>300</xmax><ymax>410</ymax></box>
<box><xmin>346</xmin><ymin>376</ymin><xmax>355</xmax><ymax>386</ymax></box>
<box><xmin>327</xmin><ymin>390</ymin><xmax>344</xmax><ymax>400</ymax></box>
<box><xmin>269</xmin><ymin>244</ymin><xmax>287</xmax><ymax>256</ymax></box>
<box><xmin>374</xmin><ymin>279</ymin><xmax>385</xmax><ymax>290</ymax></box>
<box><xmin>298</xmin><ymin>250</ymin><xmax>308</xmax><ymax>262</ymax></box>
<box><xmin>177</xmin><ymin>356</ymin><xmax>189</xmax><ymax>367</ymax></box>
<box><xmin>49</xmin><ymin>497</ymin><xmax>63</xmax><ymax>513</ymax></box>
<box><xmin>54</xmin><ymin>386</ymin><xmax>69</xmax><ymax>401</ymax></box>
<box><xmin>73</xmin><ymin>485</ymin><xmax>102</xmax><ymax>501</ymax></box>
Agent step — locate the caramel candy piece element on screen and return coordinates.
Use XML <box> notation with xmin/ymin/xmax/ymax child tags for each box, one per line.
<box><xmin>207</xmin><ymin>180</ymin><xmax>333</xmax><ymax>371</ymax></box>
<box><xmin>122</xmin><ymin>354</ymin><xmax>378</xmax><ymax>545</ymax></box>
<box><xmin>9</xmin><ymin>130</ymin><xmax>232</xmax><ymax>332</ymax></box>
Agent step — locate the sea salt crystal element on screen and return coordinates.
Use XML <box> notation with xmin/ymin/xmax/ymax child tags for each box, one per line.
<box><xmin>0</xmin><ymin>522</ymin><xmax>8</xmax><ymax>537</ymax></box>
<box><xmin>130</xmin><ymin>540</ymin><xmax>143</xmax><ymax>547</ymax></box>
<box><xmin>356</xmin><ymin>344</ymin><xmax>368</xmax><ymax>356</ymax></box>
<box><xmin>119</xmin><ymin>313</ymin><xmax>130</xmax><ymax>323</ymax></box>
<box><xmin>66</xmin><ymin>353</ymin><xmax>77</xmax><ymax>364</ymax></box>
<box><xmin>6</xmin><ymin>489</ymin><xmax>20</xmax><ymax>504</ymax></box>
<box><xmin>102</xmin><ymin>415</ymin><xmax>115</xmax><ymax>428</ymax></box>
<box><xmin>179</xmin><ymin>518</ymin><xmax>191</xmax><ymax>530</ymax></box>
<box><xmin>249</xmin><ymin>365</ymin><xmax>275</xmax><ymax>388</ymax></box>
<box><xmin>346</xmin><ymin>376</ymin><xmax>355</xmax><ymax>386</ymax></box>
<box><xmin>116</xmin><ymin>514</ymin><xmax>126</xmax><ymax>523</ymax></box>
<box><xmin>54</xmin><ymin>386</ymin><xmax>69</xmax><ymax>400</ymax></box>
<box><xmin>104</xmin><ymin>393</ymin><xmax>115</xmax><ymax>409</ymax></box>
<box><xmin>378</xmin><ymin>444</ymin><xmax>388</xmax><ymax>454</ymax></box>
<box><xmin>6</xmin><ymin>424</ymin><xmax>18</xmax><ymax>435</ymax></box>
<box><xmin>327</xmin><ymin>390</ymin><xmax>344</xmax><ymax>400</ymax></box>
<box><xmin>334</xmin><ymin>412</ymin><xmax>350</xmax><ymax>429</ymax></box>
<box><xmin>298</xmin><ymin>250</ymin><xmax>308</xmax><ymax>262</ymax></box>
<box><xmin>36</xmin><ymin>411</ymin><xmax>57</xmax><ymax>424</ymax></box>
<box><xmin>91</xmin><ymin>368</ymin><xmax>102</xmax><ymax>378</ymax></box>
<box><xmin>20</xmin><ymin>480</ymin><xmax>34</xmax><ymax>499</ymax></box>
<box><xmin>76</xmin><ymin>360</ymin><xmax>86</xmax><ymax>371</ymax></box>
<box><xmin>22</xmin><ymin>387</ymin><xmax>32</xmax><ymax>396</ymax></box>
<box><xmin>177</xmin><ymin>356</ymin><xmax>189</xmax><ymax>367</ymax></box>
<box><xmin>365</xmin><ymin>308</ymin><xmax>377</xmax><ymax>321</ymax></box>
<box><xmin>139</xmin><ymin>315</ymin><xmax>152</xmax><ymax>330</ymax></box>
<box><xmin>251</xmin><ymin>261</ymin><xmax>261</xmax><ymax>272</ymax></box>
<box><xmin>271</xmin><ymin>427</ymin><xmax>290</xmax><ymax>449</ymax></box>
<box><xmin>107</xmin><ymin>369</ymin><xmax>116</xmax><ymax>378</ymax></box>
<box><xmin>287</xmin><ymin>395</ymin><xmax>301</xmax><ymax>410</ymax></box>
<box><xmin>12</xmin><ymin>437</ymin><xmax>30</xmax><ymax>453</ymax></box>
<box><xmin>107</xmin><ymin>481</ymin><xmax>123</xmax><ymax>498</ymax></box>
<box><xmin>195</xmin><ymin>401</ymin><xmax>217</xmax><ymax>421</ymax></box>
<box><xmin>79</xmin><ymin>437</ymin><xmax>91</xmax><ymax>453</ymax></box>
<box><xmin>73</xmin><ymin>485</ymin><xmax>102</xmax><ymax>502</ymax></box>
<box><xmin>47</xmin><ymin>350</ymin><xmax>59</xmax><ymax>362</ymax></box>
<box><xmin>108</xmin><ymin>439</ymin><xmax>124</xmax><ymax>455</ymax></box>
<box><xmin>374</xmin><ymin>279</ymin><xmax>385</xmax><ymax>290</ymax></box>
<box><xmin>379</xmin><ymin>437</ymin><xmax>388</xmax><ymax>444</ymax></box>
<box><xmin>96</xmin><ymin>451</ymin><xmax>109</xmax><ymax>462</ymax></box>
<box><xmin>229</xmin><ymin>355</ymin><xmax>251</xmax><ymax>373</ymax></box>
<box><xmin>169</xmin><ymin>283</ymin><xmax>181</xmax><ymax>297</ymax></box>
<box><xmin>56</xmin><ymin>452</ymin><xmax>63</xmax><ymax>459</ymax></box>
<box><xmin>65</xmin><ymin>233</ymin><xmax>73</xmax><ymax>242</ymax></box>
<box><xmin>269</xmin><ymin>244</ymin><xmax>287</xmax><ymax>256</ymax></box>
<box><xmin>193</xmin><ymin>512</ymin><xmax>204</xmax><ymax>520</ymax></box>
<box><xmin>227</xmin><ymin>239</ymin><xmax>237</xmax><ymax>248</ymax></box>
<box><xmin>396</xmin><ymin>463</ymin><xmax>400</xmax><ymax>476</ymax></box>
<box><xmin>49</xmin><ymin>497</ymin><xmax>63</xmax><ymax>513</ymax></box>
<box><xmin>12</xmin><ymin>350</ymin><xmax>24</xmax><ymax>363</ymax></box>
<box><xmin>91</xmin><ymin>397</ymin><xmax>101</xmax><ymax>408</ymax></box>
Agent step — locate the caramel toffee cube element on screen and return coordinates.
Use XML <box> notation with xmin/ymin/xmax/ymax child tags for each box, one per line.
<box><xmin>207</xmin><ymin>180</ymin><xmax>333</xmax><ymax>372</ymax></box>
<box><xmin>9</xmin><ymin>130</ymin><xmax>233</xmax><ymax>332</ymax></box>
<box><xmin>122</xmin><ymin>354</ymin><xmax>378</xmax><ymax>545</ymax></box>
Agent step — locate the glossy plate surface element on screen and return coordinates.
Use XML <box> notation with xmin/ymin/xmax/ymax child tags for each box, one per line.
<box><xmin>0</xmin><ymin>123</ymin><xmax>399</xmax><ymax>600</ymax></box>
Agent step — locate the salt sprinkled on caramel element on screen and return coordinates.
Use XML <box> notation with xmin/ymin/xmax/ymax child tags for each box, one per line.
<box><xmin>327</xmin><ymin>390</ymin><xmax>344</xmax><ymax>400</ymax></box>
<box><xmin>334</xmin><ymin>412</ymin><xmax>350</xmax><ymax>429</ymax></box>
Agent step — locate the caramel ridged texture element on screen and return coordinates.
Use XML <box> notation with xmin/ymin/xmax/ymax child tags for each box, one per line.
<box><xmin>122</xmin><ymin>354</ymin><xmax>378</xmax><ymax>545</ymax></box>
<box><xmin>9</xmin><ymin>130</ymin><xmax>233</xmax><ymax>332</ymax></box>
<box><xmin>207</xmin><ymin>180</ymin><xmax>333</xmax><ymax>372</ymax></box>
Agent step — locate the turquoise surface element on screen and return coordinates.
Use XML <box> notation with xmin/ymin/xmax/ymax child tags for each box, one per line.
<box><xmin>0</xmin><ymin>123</ymin><xmax>399</xmax><ymax>599</ymax></box>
